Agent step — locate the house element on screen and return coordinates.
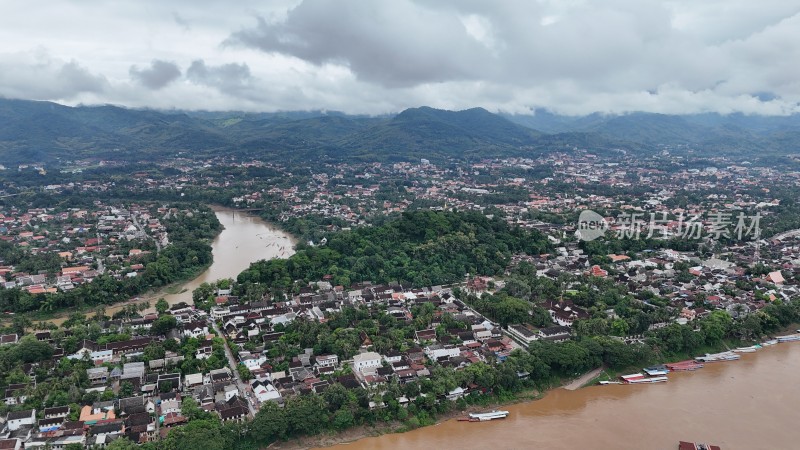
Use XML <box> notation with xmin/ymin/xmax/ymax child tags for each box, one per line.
<box><xmin>506</xmin><ymin>324</ymin><xmax>538</xmax><ymax>346</ymax></box>
<box><xmin>415</xmin><ymin>329</ymin><xmax>437</xmax><ymax>343</ymax></box>
<box><xmin>767</xmin><ymin>271</ymin><xmax>786</xmax><ymax>284</ymax></box>
<box><xmin>43</xmin><ymin>406</ymin><xmax>70</xmax><ymax>419</ymax></box>
<box><xmin>242</xmin><ymin>355</ymin><xmax>268</xmax><ymax>371</ymax></box>
<box><xmin>252</xmin><ymin>381</ymin><xmax>282</xmax><ymax>404</ymax></box>
<box><xmin>162</xmin><ymin>412</ymin><xmax>188</xmax><ymax>429</ymax></box>
<box><xmin>314</xmin><ymin>354</ymin><xmax>338</xmax><ymax>369</ymax></box>
<box><xmin>352</xmin><ymin>352</ymin><xmax>382</xmax><ymax>374</ymax></box>
<box><xmin>0</xmin><ymin>439</ymin><xmax>22</xmax><ymax>450</ymax></box>
<box><xmin>219</xmin><ymin>405</ymin><xmax>248</xmax><ymax>423</ymax></box>
<box><xmin>160</xmin><ymin>399</ymin><xmax>181</xmax><ymax>415</ymax></box>
<box><xmin>157</xmin><ymin>373</ymin><xmax>182</xmax><ymax>392</ymax></box>
<box><xmin>182</xmin><ymin>321</ymin><xmax>209</xmax><ymax>339</ymax></box>
<box><xmin>424</xmin><ymin>344</ymin><xmax>460</xmax><ymax>360</ymax></box>
<box><xmin>446</xmin><ymin>386</ymin><xmax>466</xmax><ymax>401</ymax></box>
<box><xmin>87</xmin><ymin>367</ymin><xmax>109</xmax><ymax>385</ymax></box>
<box><xmin>383</xmin><ymin>350</ymin><xmax>402</xmax><ymax>364</ymax></box>
<box><xmin>0</xmin><ymin>334</ymin><xmax>18</xmax><ymax>346</ymax></box>
<box><xmin>195</xmin><ymin>342</ymin><xmax>213</xmax><ymax>360</ymax></box>
<box><xmin>5</xmin><ymin>409</ymin><xmax>35</xmax><ymax>431</ymax></box>
<box><xmin>37</xmin><ymin>417</ymin><xmax>63</xmax><ymax>432</ymax></box>
<box><xmin>538</xmin><ymin>325</ymin><xmax>571</xmax><ymax>342</ymax></box>
<box><xmin>184</xmin><ymin>373</ymin><xmax>204</xmax><ymax>389</ymax></box>
<box><xmin>4</xmin><ymin>383</ymin><xmax>29</xmax><ymax>405</ymax></box>
<box><xmin>543</xmin><ymin>299</ymin><xmax>589</xmax><ymax>327</ymax></box>
<box><xmin>79</xmin><ymin>403</ymin><xmax>116</xmax><ymax>424</ymax></box>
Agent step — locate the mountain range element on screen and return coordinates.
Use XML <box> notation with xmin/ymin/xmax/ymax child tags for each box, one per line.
<box><xmin>0</xmin><ymin>98</ymin><xmax>798</xmax><ymax>166</ymax></box>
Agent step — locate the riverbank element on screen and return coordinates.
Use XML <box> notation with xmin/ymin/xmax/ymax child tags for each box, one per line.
<box><xmin>8</xmin><ymin>206</ymin><xmax>296</xmax><ymax>328</ymax></box>
<box><xmin>271</xmin><ymin>391</ymin><xmax>544</xmax><ymax>450</ymax></box>
<box><xmin>269</xmin><ymin>328</ymin><xmax>800</xmax><ymax>450</ymax></box>
<box><xmin>309</xmin><ymin>341</ymin><xmax>800</xmax><ymax>450</ymax></box>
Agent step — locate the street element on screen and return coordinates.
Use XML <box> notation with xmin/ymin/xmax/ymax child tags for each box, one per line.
<box><xmin>211</xmin><ymin>320</ymin><xmax>258</xmax><ymax>417</ymax></box>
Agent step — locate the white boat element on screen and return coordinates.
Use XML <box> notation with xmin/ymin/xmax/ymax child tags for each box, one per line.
<box><xmin>627</xmin><ymin>376</ymin><xmax>668</xmax><ymax>384</ymax></box>
<box><xmin>762</xmin><ymin>339</ymin><xmax>778</xmax><ymax>346</ymax></box>
<box><xmin>599</xmin><ymin>381</ymin><xmax>622</xmax><ymax>385</ymax></box>
<box><xmin>777</xmin><ymin>334</ymin><xmax>800</xmax><ymax>342</ymax></box>
<box><xmin>620</xmin><ymin>373</ymin><xmax>668</xmax><ymax>384</ymax></box>
<box><xmin>468</xmin><ymin>410</ymin><xmax>510</xmax><ymax>421</ymax></box>
<box><xmin>643</xmin><ymin>367</ymin><xmax>669</xmax><ymax>376</ymax></box>
<box><xmin>695</xmin><ymin>351</ymin><xmax>740</xmax><ymax>362</ymax></box>
<box><xmin>733</xmin><ymin>345</ymin><xmax>761</xmax><ymax>353</ymax></box>
<box><xmin>621</xmin><ymin>373</ymin><xmax>645</xmax><ymax>382</ymax></box>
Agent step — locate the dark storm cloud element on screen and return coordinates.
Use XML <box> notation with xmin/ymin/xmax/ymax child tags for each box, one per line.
<box><xmin>129</xmin><ymin>60</ymin><xmax>182</xmax><ymax>90</ymax></box>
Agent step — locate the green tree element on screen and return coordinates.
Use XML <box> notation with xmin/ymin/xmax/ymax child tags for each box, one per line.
<box><xmin>164</xmin><ymin>419</ymin><xmax>233</xmax><ymax>450</ymax></box>
<box><xmin>237</xmin><ymin>365</ymin><xmax>252</xmax><ymax>381</ymax></box>
<box><xmin>332</xmin><ymin>408</ymin><xmax>354</xmax><ymax>430</ymax></box>
<box><xmin>119</xmin><ymin>382</ymin><xmax>134</xmax><ymax>398</ymax></box>
<box><xmin>610</xmin><ymin>319</ymin><xmax>630</xmax><ymax>337</ymax></box>
<box><xmin>285</xmin><ymin>394</ymin><xmax>329</xmax><ymax>436</ymax></box>
<box><xmin>105</xmin><ymin>437</ymin><xmax>140</xmax><ymax>450</ymax></box>
<box><xmin>249</xmin><ymin>401</ymin><xmax>287</xmax><ymax>444</ymax></box>
<box><xmin>14</xmin><ymin>335</ymin><xmax>55</xmax><ymax>363</ymax></box>
<box><xmin>156</xmin><ymin>298</ymin><xmax>170</xmax><ymax>315</ymax></box>
<box><xmin>150</xmin><ymin>315</ymin><xmax>178</xmax><ymax>336</ymax></box>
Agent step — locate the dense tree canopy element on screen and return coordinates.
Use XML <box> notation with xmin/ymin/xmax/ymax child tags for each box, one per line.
<box><xmin>238</xmin><ymin>210</ymin><xmax>550</xmax><ymax>291</ymax></box>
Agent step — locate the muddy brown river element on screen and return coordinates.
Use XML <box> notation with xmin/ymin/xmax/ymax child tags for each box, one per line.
<box><xmin>150</xmin><ymin>207</ymin><xmax>296</xmax><ymax>310</ymax></box>
<box><xmin>47</xmin><ymin>207</ymin><xmax>295</xmax><ymax>325</ymax></box>
<box><xmin>331</xmin><ymin>343</ymin><xmax>800</xmax><ymax>450</ymax></box>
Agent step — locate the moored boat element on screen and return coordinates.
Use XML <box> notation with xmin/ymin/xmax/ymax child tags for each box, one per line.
<box><xmin>620</xmin><ymin>373</ymin><xmax>668</xmax><ymax>384</ymax></box>
<box><xmin>627</xmin><ymin>376</ymin><xmax>668</xmax><ymax>384</ymax></box>
<box><xmin>695</xmin><ymin>351</ymin><xmax>740</xmax><ymax>362</ymax></box>
<box><xmin>666</xmin><ymin>360</ymin><xmax>704</xmax><ymax>371</ymax></box>
<box><xmin>463</xmin><ymin>410</ymin><xmax>510</xmax><ymax>422</ymax></box>
<box><xmin>643</xmin><ymin>365</ymin><xmax>669</xmax><ymax>376</ymax></box>
<box><xmin>678</xmin><ymin>441</ymin><xmax>722</xmax><ymax>450</ymax></box>
<box><xmin>732</xmin><ymin>345</ymin><xmax>761</xmax><ymax>353</ymax></box>
<box><xmin>761</xmin><ymin>339</ymin><xmax>778</xmax><ymax>346</ymax></box>
<box><xmin>777</xmin><ymin>334</ymin><xmax>800</xmax><ymax>342</ymax></box>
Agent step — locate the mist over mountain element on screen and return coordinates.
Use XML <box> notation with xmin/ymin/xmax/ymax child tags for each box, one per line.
<box><xmin>1</xmin><ymin>98</ymin><xmax>798</xmax><ymax>166</ymax></box>
<box><xmin>504</xmin><ymin>109</ymin><xmax>800</xmax><ymax>156</ymax></box>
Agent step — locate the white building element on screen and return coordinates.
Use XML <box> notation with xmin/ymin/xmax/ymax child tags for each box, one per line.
<box><xmin>252</xmin><ymin>381</ymin><xmax>282</xmax><ymax>403</ymax></box>
<box><xmin>352</xmin><ymin>352</ymin><xmax>381</xmax><ymax>374</ymax></box>
<box><xmin>424</xmin><ymin>345</ymin><xmax>460</xmax><ymax>360</ymax></box>
<box><xmin>314</xmin><ymin>354</ymin><xmax>338</xmax><ymax>369</ymax></box>
<box><xmin>6</xmin><ymin>409</ymin><xmax>36</xmax><ymax>431</ymax></box>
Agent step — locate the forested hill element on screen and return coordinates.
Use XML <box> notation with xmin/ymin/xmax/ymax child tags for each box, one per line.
<box><xmin>0</xmin><ymin>99</ymin><xmax>637</xmax><ymax>165</ymax></box>
<box><xmin>505</xmin><ymin>110</ymin><xmax>800</xmax><ymax>156</ymax></box>
<box><xmin>2</xmin><ymin>97</ymin><xmax>799</xmax><ymax>166</ymax></box>
<box><xmin>237</xmin><ymin>210</ymin><xmax>551</xmax><ymax>290</ymax></box>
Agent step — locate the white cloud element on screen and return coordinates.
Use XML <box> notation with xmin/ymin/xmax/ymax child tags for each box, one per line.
<box><xmin>0</xmin><ymin>0</ymin><xmax>797</xmax><ymax>115</ymax></box>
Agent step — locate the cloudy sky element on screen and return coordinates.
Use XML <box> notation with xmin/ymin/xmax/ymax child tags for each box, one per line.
<box><xmin>1</xmin><ymin>0</ymin><xmax>799</xmax><ymax>115</ymax></box>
